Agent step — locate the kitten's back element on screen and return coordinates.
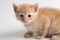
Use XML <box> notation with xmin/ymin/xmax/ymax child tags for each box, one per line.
<box><xmin>38</xmin><ymin>7</ymin><xmax>60</xmax><ymax>20</ymax></box>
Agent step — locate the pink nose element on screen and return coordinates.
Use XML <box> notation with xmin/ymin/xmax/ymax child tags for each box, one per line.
<box><xmin>22</xmin><ymin>18</ymin><xmax>28</xmax><ymax>23</ymax></box>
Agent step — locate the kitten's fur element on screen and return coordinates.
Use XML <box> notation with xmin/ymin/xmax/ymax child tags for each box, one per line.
<box><xmin>13</xmin><ymin>3</ymin><xmax>60</xmax><ymax>40</ymax></box>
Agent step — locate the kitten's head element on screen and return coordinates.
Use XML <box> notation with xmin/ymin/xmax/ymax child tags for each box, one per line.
<box><xmin>13</xmin><ymin>3</ymin><xmax>39</xmax><ymax>24</ymax></box>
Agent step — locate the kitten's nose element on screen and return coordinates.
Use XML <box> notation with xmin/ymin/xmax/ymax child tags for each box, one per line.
<box><xmin>23</xmin><ymin>18</ymin><xmax>28</xmax><ymax>23</ymax></box>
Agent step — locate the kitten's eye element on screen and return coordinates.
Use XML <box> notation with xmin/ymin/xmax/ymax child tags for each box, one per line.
<box><xmin>20</xmin><ymin>15</ymin><xmax>23</xmax><ymax>17</ymax></box>
<box><xmin>28</xmin><ymin>15</ymin><xmax>31</xmax><ymax>17</ymax></box>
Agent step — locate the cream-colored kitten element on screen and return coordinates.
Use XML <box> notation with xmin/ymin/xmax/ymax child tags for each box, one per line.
<box><xmin>13</xmin><ymin>3</ymin><xmax>60</xmax><ymax>40</ymax></box>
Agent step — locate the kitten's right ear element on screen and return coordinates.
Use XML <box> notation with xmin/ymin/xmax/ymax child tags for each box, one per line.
<box><xmin>32</xmin><ymin>3</ymin><xmax>39</xmax><ymax>12</ymax></box>
<box><xmin>13</xmin><ymin>3</ymin><xmax>20</xmax><ymax>12</ymax></box>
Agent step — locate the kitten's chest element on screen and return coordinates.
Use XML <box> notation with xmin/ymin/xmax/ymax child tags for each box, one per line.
<box><xmin>25</xmin><ymin>22</ymin><xmax>41</xmax><ymax>32</ymax></box>
<box><xmin>27</xmin><ymin>26</ymin><xmax>39</xmax><ymax>32</ymax></box>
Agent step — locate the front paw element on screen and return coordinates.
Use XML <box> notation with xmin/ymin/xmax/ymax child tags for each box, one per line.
<box><xmin>35</xmin><ymin>35</ymin><xmax>45</xmax><ymax>39</ymax></box>
<box><xmin>35</xmin><ymin>35</ymin><xmax>41</xmax><ymax>39</ymax></box>
<box><xmin>24</xmin><ymin>32</ymin><xmax>33</xmax><ymax>38</ymax></box>
<box><xmin>51</xmin><ymin>35</ymin><xmax>60</xmax><ymax>40</ymax></box>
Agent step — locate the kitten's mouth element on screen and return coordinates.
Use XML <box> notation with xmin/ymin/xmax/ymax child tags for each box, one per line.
<box><xmin>24</xmin><ymin>21</ymin><xmax>28</xmax><ymax>23</ymax></box>
<box><xmin>23</xmin><ymin>22</ymin><xmax>28</xmax><ymax>24</ymax></box>
<box><xmin>23</xmin><ymin>21</ymin><xmax>30</xmax><ymax>24</ymax></box>
<box><xmin>22</xmin><ymin>19</ymin><xmax>28</xmax><ymax>23</ymax></box>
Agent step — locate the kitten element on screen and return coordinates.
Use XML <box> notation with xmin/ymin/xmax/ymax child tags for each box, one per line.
<box><xmin>13</xmin><ymin>3</ymin><xmax>60</xmax><ymax>40</ymax></box>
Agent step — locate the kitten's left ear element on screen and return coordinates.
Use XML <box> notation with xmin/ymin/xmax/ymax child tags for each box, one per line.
<box><xmin>32</xmin><ymin>3</ymin><xmax>39</xmax><ymax>12</ymax></box>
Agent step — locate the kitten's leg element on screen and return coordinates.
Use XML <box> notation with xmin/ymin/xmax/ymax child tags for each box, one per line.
<box><xmin>24</xmin><ymin>31</ymin><xmax>33</xmax><ymax>38</ymax></box>
<box><xmin>51</xmin><ymin>35</ymin><xmax>60</xmax><ymax>40</ymax></box>
<box><xmin>35</xmin><ymin>28</ymin><xmax>49</xmax><ymax>39</ymax></box>
<box><xmin>36</xmin><ymin>16</ymin><xmax>50</xmax><ymax>39</ymax></box>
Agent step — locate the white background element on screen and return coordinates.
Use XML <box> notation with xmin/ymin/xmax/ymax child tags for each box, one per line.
<box><xmin>0</xmin><ymin>0</ymin><xmax>60</xmax><ymax>40</ymax></box>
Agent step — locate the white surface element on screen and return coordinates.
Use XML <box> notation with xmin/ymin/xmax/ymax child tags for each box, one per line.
<box><xmin>0</xmin><ymin>0</ymin><xmax>60</xmax><ymax>40</ymax></box>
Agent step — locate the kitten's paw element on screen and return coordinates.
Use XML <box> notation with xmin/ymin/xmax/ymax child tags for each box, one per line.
<box><xmin>24</xmin><ymin>32</ymin><xmax>33</xmax><ymax>38</ymax></box>
<box><xmin>35</xmin><ymin>35</ymin><xmax>41</xmax><ymax>39</ymax></box>
<box><xmin>35</xmin><ymin>35</ymin><xmax>45</xmax><ymax>39</ymax></box>
<box><xmin>51</xmin><ymin>35</ymin><xmax>60</xmax><ymax>40</ymax></box>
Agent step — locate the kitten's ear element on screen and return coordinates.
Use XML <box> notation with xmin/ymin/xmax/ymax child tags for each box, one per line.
<box><xmin>32</xmin><ymin>3</ymin><xmax>39</xmax><ymax>12</ymax></box>
<box><xmin>13</xmin><ymin>3</ymin><xmax>20</xmax><ymax>12</ymax></box>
